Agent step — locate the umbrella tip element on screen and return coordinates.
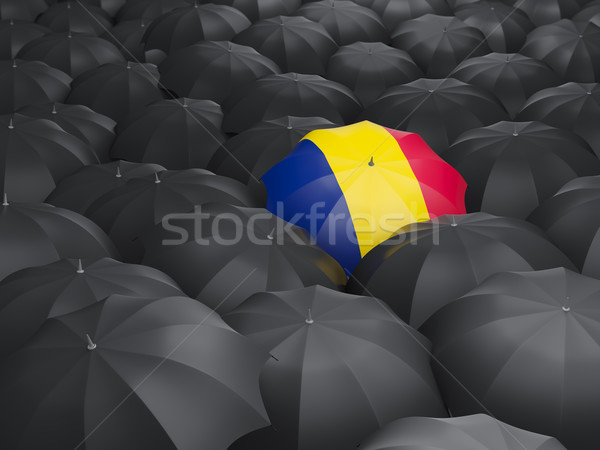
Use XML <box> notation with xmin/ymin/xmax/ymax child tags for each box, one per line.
<box><xmin>76</xmin><ymin>259</ymin><xmax>84</xmax><ymax>274</ymax></box>
<box><xmin>9</xmin><ymin>18</ymin><xmax>13</xmax><ymax>25</ymax></box>
<box><xmin>51</xmin><ymin>103</ymin><xmax>57</xmax><ymax>114</ymax></box>
<box><xmin>442</xmin><ymin>26</ymin><xmax>447</xmax><ymax>33</ymax></box>
<box><xmin>588</xmin><ymin>91</ymin><xmax>592</xmax><ymax>95</ymax></box>
<box><xmin>368</xmin><ymin>47</ymin><xmax>372</xmax><ymax>55</ymax></box>
<box><xmin>228</xmin><ymin>42</ymin><xmax>232</xmax><ymax>52</ymax></box>
<box><xmin>126</xmin><ymin>61</ymin><xmax>131</xmax><ymax>69</ymax></box>
<box><xmin>86</xmin><ymin>334</ymin><xmax>96</xmax><ymax>350</ymax></box>
<box><xmin>182</xmin><ymin>98</ymin><xmax>188</xmax><ymax>108</ymax></box>
<box><xmin>2</xmin><ymin>193</ymin><xmax>8</xmax><ymax>206</ymax></box>
<box><xmin>8</xmin><ymin>117</ymin><xmax>13</xmax><ymax>129</ymax></box>
<box><xmin>68</xmin><ymin>31</ymin><xmax>72</xmax><ymax>39</ymax></box>
<box><xmin>562</xmin><ymin>296</ymin><xmax>571</xmax><ymax>312</ymax></box>
<box><xmin>115</xmin><ymin>162</ymin><xmax>122</xmax><ymax>178</ymax></box>
<box><xmin>505</xmin><ymin>55</ymin><xmax>510</xmax><ymax>62</ymax></box>
<box><xmin>368</xmin><ymin>156</ymin><xmax>374</xmax><ymax>166</ymax></box>
<box><xmin>11</xmin><ymin>59</ymin><xmax>16</xmax><ymax>68</ymax></box>
<box><xmin>154</xmin><ymin>172</ymin><xmax>161</xmax><ymax>184</ymax></box>
<box><xmin>305</xmin><ymin>308</ymin><xmax>314</xmax><ymax>324</ymax></box>
<box><xmin>450</xmin><ymin>215</ymin><xmax>457</xmax><ymax>227</ymax></box>
<box><xmin>267</xmin><ymin>227</ymin><xmax>275</xmax><ymax>240</ymax></box>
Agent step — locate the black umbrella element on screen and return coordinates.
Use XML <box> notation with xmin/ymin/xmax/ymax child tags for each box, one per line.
<box><xmin>421</xmin><ymin>267</ymin><xmax>600</xmax><ymax>450</ymax></box>
<box><xmin>110</xmin><ymin>98</ymin><xmax>225</xmax><ymax>170</ymax></box>
<box><xmin>529</xmin><ymin>175</ymin><xmax>600</xmax><ymax>278</ymax></box>
<box><xmin>294</xmin><ymin>0</ymin><xmax>388</xmax><ymax>46</ymax></box>
<box><xmin>0</xmin><ymin>59</ymin><xmax>71</xmax><ymax>114</ymax></box>
<box><xmin>0</xmin><ymin>293</ymin><xmax>269</xmax><ymax>449</ymax></box>
<box><xmin>361</xmin><ymin>78</ymin><xmax>508</xmax><ymax>154</ymax></box>
<box><xmin>223</xmin><ymin>72</ymin><xmax>361</xmax><ymax>133</ymax></box>
<box><xmin>36</xmin><ymin>2</ymin><xmax>112</xmax><ymax>35</ymax></box>
<box><xmin>101</xmin><ymin>18</ymin><xmax>147</xmax><ymax>61</ymax></box>
<box><xmin>210</xmin><ymin>116</ymin><xmax>337</xmax><ymax>199</ymax></box>
<box><xmin>115</xmin><ymin>0</ymin><xmax>191</xmax><ymax>22</ymax></box>
<box><xmin>0</xmin><ymin>0</ymin><xmax>47</xmax><ymax>21</ymax></box>
<box><xmin>454</xmin><ymin>1</ymin><xmax>533</xmax><ymax>53</ymax></box>
<box><xmin>391</xmin><ymin>14</ymin><xmax>490</xmax><ymax>78</ymax></box>
<box><xmin>515</xmin><ymin>0</ymin><xmax>586</xmax><ymax>26</ymax></box>
<box><xmin>0</xmin><ymin>257</ymin><xmax>183</xmax><ymax>357</ymax></box>
<box><xmin>233</xmin><ymin>16</ymin><xmax>337</xmax><ymax>76</ymax></box>
<box><xmin>85</xmin><ymin>169</ymin><xmax>261</xmax><ymax>262</ymax></box>
<box><xmin>203</xmin><ymin>0</ymin><xmax>301</xmax><ymax>22</ymax></box>
<box><xmin>346</xmin><ymin>213</ymin><xmax>576</xmax><ymax>328</ymax></box>
<box><xmin>141</xmin><ymin>202</ymin><xmax>347</xmax><ymax>313</ymax></box>
<box><xmin>359</xmin><ymin>414</ymin><xmax>567</xmax><ymax>450</ymax></box>
<box><xmin>61</xmin><ymin>0</ymin><xmax>126</xmax><ymax>18</ymax></box>
<box><xmin>159</xmin><ymin>41</ymin><xmax>280</xmax><ymax>104</ymax></box>
<box><xmin>0</xmin><ymin>114</ymin><xmax>99</xmax><ymax>203</ymax></box>
<box><xmin>66</xmin><ymin>62</ymin><xmax>163</xmax><ymax>122</ymax></box>
<box><xmin>19</xmin><ymin>102</ymin><xmax>116</xmax><ymax>163</ymax></box>
<box><xmin>444</xmin><ymin>121</ymin><xmax>600</xmax><ymax>219</ymax></box>
<box><xmin>223</xmin><ymin>285</ymin><xmax>448</xmax><ymax>450</ymax></box>
<box><xmin>0</xmin><ymin>200</ymin><xmax>119</xmax><ymax>281</ymax></box>
<box><xmin>17</xmin><ymin>32</ymin><xmax>125</xmax><ymax>78</ymax></box>
<box><xmin>365</xmin><ymin>0</ymin><xmax>452</xmax><ymax>33</ymax></box>
<box><xmin>326</xmin><ymin>41</ymin><xmax>423</xmax><ymax>107</ymax></box>
<box><xmin>142</xmin><ymin>3</ymin><xmax>251</xmax><ymax>64</ymax></box>
<box><xmin>520</xmin><ymin>19</ymin><xmax>600</xmax><ymax>83</ymax></box>
<box><xmin>46</xmin><ymin>160</ymin><xmax>165</xmax><ymax>214</ymax></box>
<box><xmin>517</xmin><ymin>82</ymin><xmax>600</xmax><ymax>158</ymax></box>
<box><xmin>0</xmin><ymin>19</ymin><xmax>48</xmax><ymax>59</ymax></box>
<box><xmin>452</xmin><ymin>52</ymin><xmax>561</xmax><ymax>119</ymax></box>
<box><xmin>573</xmin><ymin>0</ymin><xmax>600</xmax><ymax>26</ymax></box>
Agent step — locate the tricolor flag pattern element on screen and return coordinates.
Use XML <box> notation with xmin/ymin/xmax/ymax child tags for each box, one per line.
<box><xmin>263</xmin><ymin>121</ymin><xmax>467</xmax><ymax>271</ymax></box>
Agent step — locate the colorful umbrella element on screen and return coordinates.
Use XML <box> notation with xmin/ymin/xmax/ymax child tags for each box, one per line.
<box><xmin>223</xmin><ymin>285</ymin><xmax>448</xmax><ymax>450</ymax></box>
<box><xmin>262</xmin><ymin>120</ymin><xmax>467</xmax><ymax>271</ymax></box>
<box><xmin>0</xmin><ymin>257</ymin><xmax>182</xmax><ymax>357</ymax></box>
<box><xmin>359</xmin><ymin>414</ymin><xmax>567</xmax><ymax>450</ymax></box>
<box><xmin>421</xmin><ymin>267</ymin><xmax>600</xmax><ymax>450</ymax></box>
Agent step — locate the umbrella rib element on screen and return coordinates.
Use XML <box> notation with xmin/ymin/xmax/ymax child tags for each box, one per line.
<box><xmin>344</xmin><ymin>269</ymin><xmax>532</xmax><ymax>450</ymax></box>
<box><xmin>72</xmin><ymin>267</ymin><xmax>258</xmax><ymax>449</ymax></box>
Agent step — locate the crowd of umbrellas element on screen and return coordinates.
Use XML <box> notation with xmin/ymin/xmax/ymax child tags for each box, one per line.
<box><xmin>1</xmin><ymin>0</ymin><xmax>600</xmax><ymax>448</ymax></box>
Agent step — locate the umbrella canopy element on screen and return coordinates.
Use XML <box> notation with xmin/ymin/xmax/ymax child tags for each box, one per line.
<box><xmin>141</xmin><ymin>202</ymin><xmax>347</xmax><ymax>314</ymax></box>
<box><xmin>0</xmin><ymin>200</ymin><xmax>119</xmax><ymax>282</ymax></box>
<box><xmin>517</xmin><ymin>82</ymin><xmax>600</xmax><ymax>158</ymax></box>
<box><xmin>520</xmin><ymin>19</ymin><xmax>600</xmax><ymax>83</ymax></box>
<box><xmin>19</xmin><ymin>102</ymin><xmax>116</xmax><ymax>163</ymax></box>
<box><xmin>293</xmin><ymin>1</ymin><xmax>388</xmax><ymax>46</ymax></box>
<box><xmin>115</xmin><ymin>0</ymin><xmax>190</xmax><ymax>22</ymax></box>
<box><xmin>0</xmin><ymin>19</ymin><xmax>48</xmax><ymax>59</ymax></box>
<box><xmin>365</xmin><ymin>0</ymin><xmax>452</xmax><ymax>33</ymax></box>
<box><xmin>454</xmin><ymin>1</ymin><xmax>534</xmax><ymax>53</ymax></box>
<box><xmin>0</xmin><ymin>114</ymin><xmax>99</xmax><ymax>203</ymax></box>
<box><xmin>0</xmin><ymin>0</ymin><xmax>47</xmax><ymax>21</ymax></box>
<box><xmin>223</xmin><ymin>285</ymin><xmax>448</xmax><ymax>450</ymax></box>
<box><xmin>361</xmin><ymin>78</ymin><xmax>509</xmax><ymax>154</ymax></box>
<box><xmin>573</xmin><ymin>0</ymin><xmax>600</xmax><ymax>26</ymax></box>
<box><xmin>142</xmin><ymin>3</ymin><xmax>250</xmax><ymax>64</ymax></box>
<box><xmin>0</xmin><ymin>59</ymin><xmax>71</xmax><ymax>114</ymax></box>
<box><xmin>101</xmin><ymin>18</ymin><xmax>148</xmax><ymax>61</ymax></box>
<box><xmin>203</xmin><ymin>0</ymin><xmax>301</xmax><ymax>21</ymax></box>
<box><xmin>346</xmin><ymin>213</ymin><xmax>576</xmax><ymax>328</ymax></box>
<box><xmin>529</xmin><ymin>175</ymin><xmax>600</xmax><ymax>277</ymax></box>
<box><xmin>36</xmin><ymin>2</ymin><xmax>112</xmax><ymax>36</ymax></box>
<box><xmin>210</xmin><ymin>116</ymin><xmax>338</xmax><ymax>198</ymax></box>
<box><xmin>0</xmin><ymin>293</ymin><xmax>269</xmax><ymax>449</ymax></box>
<box><xmin>391</xmin><ymin>14</ymin><xmax>490</xmax><ymax>78</ymax></box>
<box><xmin>263</xmin><ymin>121</ymin><xmax>467</xmax><ymax>272</ymax></box>
<box><xmin>515</xmin><ymin>0</ymin><xmax>586</xmax><ymax>26</ymax></box>
<box><xmin>17</xmin><ymin>32</ymin><xmax>125</xmax><ymax>78</ymax></box>
<box><xmin>159</xmin><ymin>41</ymin><xmax>281</xmax><ymax>104</ymax></box>
<box><xmin>358</xmin><ymin>414</ymin><xmax>567</xmax><ymax>450</ymax></box>
<box><xmin>46</xmin><ymin>160</ymin><xmax>165</xmax><ymax>214</ymax></box>
<box><xmin>421</xmin><ymin>267</ymin><xmax>600</xmax><ymax>450</ymax></box>
<box><xmin>444</xmin><ymin>121</ymin><xmax>600</xmax><ymax>219</ymax></box>
<box><xmin>61</xmin><ymin>0</ymin><xmax>126</xmax><ymax>18</ymax></box>
<box><xmin>233</xmin><ymin>16</ymin><xmax>338</xmax><ymax>76</ymax></box>
<box><xmin>0</xmin><ymin>257</ymin><xmax>183</xmax><ymax>357</ymax></box>
<box><xmin>452</xmin><ymin>52</ymin><xmax>561</xmax><ymax>119</ymax></box>
<box><xmin>326</xmin><ymin>41</ymin><xmax>423</xmax><ymax>107</ymax></box>
<box><xmin>223</xmin><ymin>72</ymin><xmax>361</xmax><ymax>133</ymax></box>
<box><xmin>66</xmin><ymin>62</ymin><xmax>163</xmax><ymax>122</ymax></box>
<box><xmin>111</xmin><ymin>98</ymin><xmax>225</xmax><ymax>170</ymax></box>
<box><xmin>85</xmin><ymin>169</ymin><xmax>261</xmax><ymax>262</ymax></box>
